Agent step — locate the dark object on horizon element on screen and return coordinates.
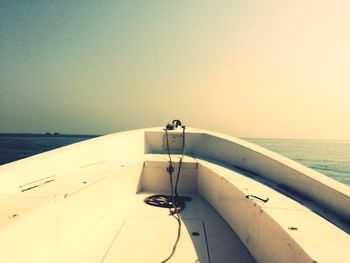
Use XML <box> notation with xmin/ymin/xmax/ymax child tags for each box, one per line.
<box><xmin>45</xmin><ymin>132</ymin><xmax>60</xmax><ymax>136</ymax></box>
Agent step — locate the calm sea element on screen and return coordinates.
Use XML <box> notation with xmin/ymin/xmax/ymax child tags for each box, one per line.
<box><xmin>246</xmin><ymin>138</ymin><xmax>350</xmax><ymax>185</ymax></box>
<box><xmin>0</xmin><ymin>134</ymin><xmax>98</xmax><ymax>165</ymax></box>
<box><xmin>0</xmin><ymin>135</ymin><xmax>349</xmax><ymax>186</ymax></box>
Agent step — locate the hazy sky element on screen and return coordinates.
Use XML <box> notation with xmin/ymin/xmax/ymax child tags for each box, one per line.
<box><xmin>1</xmin><ymin>1</ymin><xmax>350</xmax><ymax>139</ymax></box>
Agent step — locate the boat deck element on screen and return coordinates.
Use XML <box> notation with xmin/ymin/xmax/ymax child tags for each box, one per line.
<box><xmin>1</xmin><ymin>143</ymin><xmax>349</xmax><ymax>262</ymax></box>
<box><xmin>50</xmin><ymin>192</ymin><xmax>255</xmax><ymax>263</ymax></box>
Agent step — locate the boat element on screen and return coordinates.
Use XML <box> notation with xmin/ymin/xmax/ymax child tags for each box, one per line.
<box><xmin>0</xmin><ymin>121</ymin><xmax>349</xmax><ymax>262</ymax></box>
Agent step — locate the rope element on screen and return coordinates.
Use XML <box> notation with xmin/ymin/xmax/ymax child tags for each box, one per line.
<box><xmin>143</xmin><ymin>123</ymin><xmax>189</xmax><ymax>262</ymax></box>
<box><xmin>161</xmin><ymin>127</ymin><xmax>183</xmax><ymax>263</ymax></box>
<box><xmin>143</xmin><ymin>195</ymin><xmax>186</xmax><ymax>211</ymax></box>
<box><xmin>174</xmin><ymin>127</ymin><xmax>186</xmax><ymax>196</ymax></box>
<box><xmin>161</xmin><ymin>206</ymin><xmax>181</xmax><ymax>263</ymax></box>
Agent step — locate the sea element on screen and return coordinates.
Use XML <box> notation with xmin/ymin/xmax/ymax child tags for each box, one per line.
<box><xmin>246</xmin><ymin>138</ymin><xmax>350</xmax><ymax>186</ymax></box>
<box><xmin>0</xmin><ymin>134</ymin><xmax>349</xmax><ymax>186</ymax></box>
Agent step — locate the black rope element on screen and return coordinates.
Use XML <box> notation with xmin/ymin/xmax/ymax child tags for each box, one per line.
<box><xmin>164</xmin><ymin>128</ymin><xmax>177</xmax><ymax>214</ymax></box>
<box><xmin>143</xmin><ymin>122</ymin><xmax>189</xmax><ymax>263</ymax></box>
<box><xmin>174</xmin><ymin>127</ymin><xmax>185</xmax><ymax>197</ymax></box>
<box><xmin>144</xmin><ymin>194</ymin><xmax>186</xmax><ymax>210</ymax></box>
<box><xmin>161</xmin><ymin>127</ymin><xmax>183</xmax><ymax>263</ymax></box>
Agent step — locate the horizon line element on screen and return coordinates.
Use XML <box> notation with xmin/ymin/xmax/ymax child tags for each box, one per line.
<box><xmin>0</xmin><ymin>132</ymin><xmax>349</xmax><ymax>141</ymax></box>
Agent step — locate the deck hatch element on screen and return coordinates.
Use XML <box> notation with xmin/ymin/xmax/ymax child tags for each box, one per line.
<box><xmin>102</xmin><ymin>218</ymin><xmax>210</xmax><ymax>263</ymax></box>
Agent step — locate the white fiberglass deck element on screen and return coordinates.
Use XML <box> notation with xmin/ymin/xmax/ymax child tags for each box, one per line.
<box><xmin>0</xmin><ymin>127</ymin><xmax>350</xmax><ymax>263</ymax></box>
<box><xmin>50</xmin><ymin>192</ymin><xmax>254</xmax><ymax>263</ymax></box>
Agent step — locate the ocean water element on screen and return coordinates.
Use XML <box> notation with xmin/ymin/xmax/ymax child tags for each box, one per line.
<box><xmin>246</xmin><ymin>138</ymin><xmax>350</xmax><ymax>186</ymax></box>
<box><xmin>0</xmin><ymin>134</ymin><xmax>97</xmax><ymax>165</ymax></box>
<box><xmin>0</xmin><ymin>135</ymin><xmax>349</xmax><ymax>186</ymax></box>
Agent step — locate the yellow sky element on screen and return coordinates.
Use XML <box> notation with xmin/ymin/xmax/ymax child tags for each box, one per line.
<box><xmin>1</xmin><ymin>1</ymin><xmax>350</xmax><ymax>139</ymax></box>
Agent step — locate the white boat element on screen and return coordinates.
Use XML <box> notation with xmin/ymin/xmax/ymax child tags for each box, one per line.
<box><xmin>0</xmin><ymin>122</ymin><xmax>349</xmax><ymax>263</ymax></box>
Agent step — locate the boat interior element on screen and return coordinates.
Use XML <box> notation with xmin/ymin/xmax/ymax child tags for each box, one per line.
<box><xmin>0</xmin><ymin>127</ymin><xmax>349</xmax><ymax>263</ymax></box>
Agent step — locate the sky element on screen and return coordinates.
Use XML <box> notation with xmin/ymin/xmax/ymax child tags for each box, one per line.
<box><xmin>1</xmin><ymin>1</ymin><xmax>350</xmax><ymax>139</ymax></box>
